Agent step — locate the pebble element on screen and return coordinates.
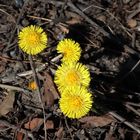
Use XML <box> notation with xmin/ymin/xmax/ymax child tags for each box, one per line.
<box><xmin>127</xmin><ymin>19</ymin><xmax>137</xmax><ymax>28</ymax></box>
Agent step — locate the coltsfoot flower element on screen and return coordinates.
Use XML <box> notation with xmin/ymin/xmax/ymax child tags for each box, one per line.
<box><xmin>28</xmin><ymin>81</ymin><xmax>37</xmax><ymax>90</ymax></box>
<box><xmin>18</xmin><ymin>25</ymin><xmax>47</xmax><ymax>55</ymax></box>
<box><xmin>54</xmin><ymin>62</ymin><xmax>90</xmax><ymax>93</ymax></box>
<box><xmin>59</xmin><ymin>86</ymin><xmax>93</xmax><ymax>119</ymax></box>
<box><xmin>57</xmin><ymin>39</ymin><xmax>81</xmax><ymax>63</ymax></box>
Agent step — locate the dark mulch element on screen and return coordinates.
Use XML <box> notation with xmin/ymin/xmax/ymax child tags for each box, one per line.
<box><xmin>0</xmin><ymin>0</ymin><xmax>140</xmax><ymax>139</ymax></box>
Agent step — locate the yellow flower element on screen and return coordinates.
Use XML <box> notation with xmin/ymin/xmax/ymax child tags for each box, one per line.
<box><xmin>59</xmin><ymin>86</ymin><xmax>93</xmax><ymax>118</ymax></box>
<box><xmin>28</xmin><ymin>81</ymin><xmax>37</xmax><ymax>90</ymax></box>
<box><xmin>57</xmin><ymin>39</ymin><xmax>81</xmax><ymax>63</ymax></box>
<box><xmin>54</xmin><ymin>62</ymin><xmax>90</xmax><ymax>92</ymax></box>
<box><xmin>18</xmin><ymin>25</ymin><xmax>47</xmax><ymax>55</ymax></box>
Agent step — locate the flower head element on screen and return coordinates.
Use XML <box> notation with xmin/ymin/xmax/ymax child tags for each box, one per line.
<box><xmin>57</xmin><ymin>39</ymin><xmax>81</xmax><ymax>63</ymax></box>
<box><xmin>59</xmin><ymin>86</ymin><xmax>93</xmax><ymax>118</ymax></box>
<box><xmin>18</xmin><ymin>25</ymin><xmax>47</xmax><ymax>55</ymax></box>
<box><xmin>28</xmin><ymin>81</ymin><xmax>37</xmax><ymax>90</ymax></box>
<box><xmin>54</xmin><ymin>62</ymin><xmax>90</xmax><ymax>92</ymax></box>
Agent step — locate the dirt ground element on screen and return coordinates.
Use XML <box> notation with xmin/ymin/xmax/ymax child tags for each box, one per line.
<box><xmin>0</xmin><ymin>0</ymin><xmax>140</xmax><ymax>139</ymax></box>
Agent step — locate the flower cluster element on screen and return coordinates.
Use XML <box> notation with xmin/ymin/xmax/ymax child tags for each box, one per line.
<box><xmin>55</xmin><ymin>39</ymin><xmax>93</xmax><ymax>119</ymax></box>
<box><xmin>18</xmin><ymin>25</ymin><xmax>93</xmax><ymax>119</ymax></box>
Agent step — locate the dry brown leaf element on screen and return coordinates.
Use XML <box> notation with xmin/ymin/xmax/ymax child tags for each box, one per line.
<box><xmin>97</xmin><ymin>15</ymin><xmax>106</xmax><ymax>22</ymax></box>
<box><xmin>24</xmin><ymin>118</ymin><xmax>43</xmax><ymax>130</ymax></box>
<box><xmin>66</xmin><ymin>18</ymin><xmax>81</xmax><ymax>24</ymax></box>
<box><xmin>43</xmin><ymin>84</ymin><xmax>54</xmax><ymax>107</ymax></box>
<box><xmin>16</xmin><ymin>132</ymin><xmax>24</xmax><ymax>140</ymax></box>
<box><xmin>44</xmin><ymin>72</ymin><xmax>59</xmax><ymax>99</ymax></box>
<box><xmin>43</xmin><ymin>72</ymin><xmax>59</xmax><ymax>107</ymax></box>
<box><xmin>55</xmin><ymin>127</ymin><xmax>64</xmax><ymax>140</ymax></box>
<box><xmin>105</xmin><ymin>132</ymin><xmax>117</xmax><ymax>140</ymax></box>
<box><xmin>0</xmin><ymin>61</ymin><xmax>6</xmax><ymax>73</ymax></box>
<box><xmin>45</xmin><ymin>120</ymin><xmax>54</xmax><ymax>130</ymax></box>
<box><xmin>59</xmin><ymin>25</ymin><xmax>69</xmax><ymax>34</ymax></box>
<box><xmin>0</xmin><ymin>91</ymin><xmax>15</xmax><ymax>116</ymax></box>
<box><xmin>0</xmin><ymin>43</ymin><xmax>4</xmax><ymax>51</ymax></box>
<box><xmin>79</xmin><ymin>114</ymin><xmax>115</xmax><ymax>128</ymax></box>
<box><xmin>66</xmin><ymin>11</ymin><xmax>82</xmax><ymax>24</ymax></box>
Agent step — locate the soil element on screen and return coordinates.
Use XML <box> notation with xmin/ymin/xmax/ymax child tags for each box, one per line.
<box><xmin>0</xmin><ymin>0</ymin><xmax>140</xmax><ymax>140</ymax></box>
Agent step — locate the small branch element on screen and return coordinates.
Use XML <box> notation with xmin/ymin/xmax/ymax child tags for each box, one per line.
<box><xmin>29</xmin><ymin>55</ymin><xmax>47</xmax><ymax>140</ymax></box>
<box><xmin>109</xmin><ymin>111</ymin><xmax>140</xmax><ymax>134</ymax></box>
<box><xmin>126</xmin><ymin>102</ymin><xmax>140</xmax><ymax>107</ymax></box>
<box><xmin>117</xmin><ymin>59</ymin><xmax>140</xmax><ymax>83</ymax></box>
<box><xmin>64</xmin><ymin>117</ymin><xmax>74</xmax><ymax>140</ymax></box>
<box><xmin>17</xmin><ymin>54</ymin><xmax>62</xmax><ymax>77</ymax></box>
<box><xmin>4</xmin><ymin>0</ymin><xmax>29</xmax><ymax>52</ymax></box>
<box><xmin>124</xmin><ymin>103</ymin><xmax>140</xmax><ymax>116</ymax></box>
<box><xmin>127</xmin><ymin>8</ymin><xmax>140</xmax><ymax>20</ymax></box>
<box><xmin>0</xmin><ymin>120</ymin><xmax>34</xmax><ymax>139</ymax></box>
<box><xmin>0</xmin><ymin>83</ymin><xmax>32</xmax><ymax>94</ymax></box>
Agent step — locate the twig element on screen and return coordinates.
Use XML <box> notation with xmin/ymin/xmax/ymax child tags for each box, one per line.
<box><xmin>109</xmin><ymin>111</ymin><xmax>140</xmax><ymax>134</ymax></box>
<box><xmin>64</xmin><ymin>117</ymin><xmax>74</xmax><ymax>140</ymax></box>
<box><xmin>27</xmin><ymin>15</ymin><xmax>67</xmax><ymax>27</ymax></box>
<box><xmin>124</xmin><ymin>103</ymin><xmax>140</xmax><ymax>116</ymax></box>
<box><xmin>4</xmin><ymin>0</ymin><xmax>29</xmax><ymax>52</ymax></box>
<box><xmin>0</xmin><ymin>120</ymin><xmax>34</xmax><ymax>139</ymax></box>
<box><xmin>0</xmin><ymin>8</ymin><xmax>15</xmax><ymax>22</ymax></box>
<box><xmin>0</xmin><ymin>55</ymin><xmax>42</xmax><ymax>64</ymax></box>
<box><xmin>82</xmin><ymin>4</ymin><xmax>132</xmax><ymax>38</ymax></box>
<box><xmin>67</xmin><ymin>1</ymin><xmax>110</xmax><ymax>37</ymax></box>
<box><xmin>29</xmin><ymin>55</ymin><xmax>47</xmax><ymax>140</ymax></box>
<box><xmin>127</xmin><ymin>8</ymin><xmax>140</xmax><ymax>20</ymax></box>
<box><xmin>117</xmin><ymin>59</ymin><xmax>140</xmax><ymax>83</ymax></box>
<box><xmin>17</xmin><ymin>54</ymin><xmax>62</xmax><ymax>77</ymax></box>
<box><xmin>126</xmin><ymin>102</ymin><xmax>140</xmax><ymax>107</ymax></box>
<box><xmin>0</xmin><ymin>83</ymin><xmax>32</xmax><ymax>94</ymax></box>
<box><xmin>27</xmin><ymin>15</ymin><xmax>52</xmax><ymax>22</ymax></box>
<box><xmin>48</xmin><ymin>0</ymin><xmax>140</xmax><ymax>58</ymax></box>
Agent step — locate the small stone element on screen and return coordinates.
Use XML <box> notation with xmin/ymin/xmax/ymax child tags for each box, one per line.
<box><xmin>21</xmin><ymin>19</ymin><xmax>29</xmax><ymax>26</ymax></box>
<box><xmin>127</xmin><ymin>19</ymin><xmax>137</xmax><ymax>28</ymax></box>
<box><xmin>136</xmin><ymin>26</ymin><xmax>140</xmax><ymax>31</ymax></box>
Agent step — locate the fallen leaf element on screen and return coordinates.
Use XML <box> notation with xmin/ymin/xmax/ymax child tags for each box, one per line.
<box><xmin>45</xmin><ymin>120</ymin><xmax>54</xmax><ymax>130</ymax></box>
<box><xmin>66</xmin><ymin>18</ymin><xmax>81</xmax><ymax>24</ymax></box>
<box><xmin>0</xmin><ymin>43</ymin><xmax>4</xmax><ymax>51</ymax></box>
<box><xmin>16</xmin><ymin>132</ymin><xmax>24</xmax><ymax>140</ymax></box>
<box><xmin>59</xmin><ymin>25</ymin><xmax>69</xmax><ymax>34</ymax></box>
<box><xmin>43</xmin><ymin>72</ymin><xmax>59</xmax><ymax>107</ymax></box>
<box><xmin>55</xmin><ymin>127</ymin><xmax>64</xmax><ymax>140</ymax></box>
<box><xmin>66</xmin><ymin>11</ymin><xmax>82</xmax><ymax>24</ymax></box>
<box><xmin>0</xmin><ymin>91</ymin><xmax>15</xmax><ymax>116</ymax></box>
<box><xmin>105</xmin><ymin>132</ymin><xmax>117</xmax><ymax>140</ymax></box>
<box><xmin>79</xmin><ymin>114</ymin><xmax>115</xmax><ymax>128</ymax></box>
<box><xmin>44</xmin><ymin>72</ymin><xmax>59</xmax><ymax>99</ymax></box>
<box><xmin>24</xmin><ymin>118</ymin><xmax>43</xmax><ymax>130</ymax></box>
<box><xmin>97</xmin><ymin>15</ymin><xmax>106</xmax><ymax>22</ymax></box>
<box><xmin>0</xmin><ymin>61</ymin><xmax>6</xmax><ymax>73</ymax></box>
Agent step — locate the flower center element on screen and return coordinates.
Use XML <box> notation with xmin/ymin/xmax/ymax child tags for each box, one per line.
<box><xmin>64</xmin><ymin>47</ymin><xmax>72</xmax><ymax>57</ymax></box>
<box><xmin>66</xmin><ymin>70</ymin><xmax>80</xmax><ymax>85</ymax></box>
<box><xmin>70</xmin><ymin>96</ymin><xmax>83</xmax><ymax>108</ymax></box>
<box><xmin>28</xmin><ymin>32</ymin><xmax>40</xmax><ymax>45</ymax></box>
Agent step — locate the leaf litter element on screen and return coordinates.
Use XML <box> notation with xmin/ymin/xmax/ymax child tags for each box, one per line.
<box><xmin>0</xmin><ymin>0</ymin><xmax>140</xmax><ymax>139</ymax></box>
